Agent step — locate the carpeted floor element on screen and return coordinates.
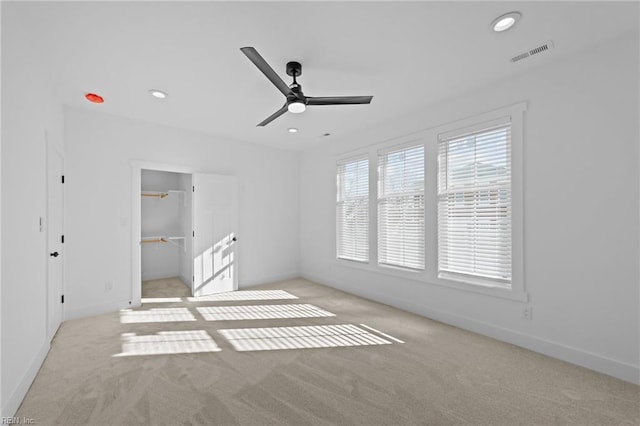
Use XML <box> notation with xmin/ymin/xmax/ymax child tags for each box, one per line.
<box><xmin>141</xmin><ymin>277</ymin><xmax>191</xmax><ymax>298</ymax></box>
<box><xmin>16</xmin><ymin>278</ymin><xmax>640</xmax><ymax>425</ymax></box>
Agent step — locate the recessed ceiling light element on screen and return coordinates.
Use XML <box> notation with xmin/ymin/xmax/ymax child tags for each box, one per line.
<box><xmin>491</xmin><ymin>12</ymin><xmax>521</xmax><ymax>32</ymax></box>
<box><xmin>288</xmin><ymin>128</ymin><xmax>298</xmax><ymax>133</ymax></box>
<box><xmin>149</xmin><ymin>89</ymin><xmax>167</xmax><ymax>99</ymax></box>
<box><xmin>85</xmin><ymin>93</ymin><xmax>104</xmax><ymax>104</ymax></box>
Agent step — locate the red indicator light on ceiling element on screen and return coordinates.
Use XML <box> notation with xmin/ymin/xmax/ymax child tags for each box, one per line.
<box><xmin>85</xmin><ymin>93</ymin><xmax>104</xmax><ymax>104</ymax></box>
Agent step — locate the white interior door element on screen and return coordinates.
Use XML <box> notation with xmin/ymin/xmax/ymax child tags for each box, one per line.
<box><xmin>193</xmin><ymin>174</ymin><xmax>238</xmax><ymax>296</ymax></box>
<box><xmin>47</xmin><ymin>139</ymin><xmax>64</xmax><ymax>339</ymax></box>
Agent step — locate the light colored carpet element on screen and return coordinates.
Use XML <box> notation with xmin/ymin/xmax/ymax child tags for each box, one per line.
<box><xmin>141</xmin><ymin>277</ymin><xmax>191</xmax><ymax>298</ymax></box>
<box><xmin>16</xmin><ymin>278</ymin><xmax>639</xmax><ymax>425</ymax></box>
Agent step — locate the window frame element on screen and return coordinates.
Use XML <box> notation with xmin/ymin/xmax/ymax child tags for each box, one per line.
<box><xmin>336</xmin><ymin>154</ymin><xmax>371</xmax><ymax>263</ymax></box>
<box><xmin>437</xmin><ymin>119</ymin><xmax>513</xmax><ymax>287</ymax></box>
<box><xmin>377</xmin><ymin>142</ymin><xmax>426</xmax><ymax>271</ymax></box>
<box><xmin>430</xmin><ymin>103</ymin><xmax>525</xmax><ymax>300</ymax></box>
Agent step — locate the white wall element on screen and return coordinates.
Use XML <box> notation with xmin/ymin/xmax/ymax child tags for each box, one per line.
<box><xmin>64</xmin><ymin>108</ymin><xmax>300</xmax><ymax>319</ymax></box>
<box><xmin>141</xmin><ymin>170</ymin><xmax>183</xmax><ymax>281</ymax></box>
<box><xmin>1</xmin><ymin>5</ymin><xmax>64</xmax><ymax>416</ymax></box>
<box><xmin>300</xmin><ymin>34</ymin><xmax>639</xmax><ymax>384</ymax></box>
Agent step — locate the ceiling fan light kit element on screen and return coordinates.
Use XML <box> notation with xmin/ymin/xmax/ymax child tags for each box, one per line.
<box><xmin>287</xmin><ymin>101</ymin><xmax>306</xmax><ymax>114</ymax></box>
<box><xmin>240</xmin><ymin>46</ymin><xmax>373</xmax><ymax>126</ymax></box>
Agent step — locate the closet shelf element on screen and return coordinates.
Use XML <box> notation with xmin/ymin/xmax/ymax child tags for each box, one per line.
<box><xmin>140</xmin><ymin>235</ymin><xmax>187</xmax><ymax>252</ymax></box>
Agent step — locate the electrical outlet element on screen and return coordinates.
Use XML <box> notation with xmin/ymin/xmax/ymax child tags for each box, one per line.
<box><xmin>105</xmin><ymin>281</ymin><xmax>113</xmax><ymax>292</ymax></box>
<box><xmin>522</xmin><ymin>306</ymin><xmax>532</xmax><ymax>320</ymax></box>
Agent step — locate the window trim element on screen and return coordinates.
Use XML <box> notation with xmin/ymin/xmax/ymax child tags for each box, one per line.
<box><xmin>431</xmin><ymin>102</ymin><xmax>526</xmax><ymax>300</ymax></box>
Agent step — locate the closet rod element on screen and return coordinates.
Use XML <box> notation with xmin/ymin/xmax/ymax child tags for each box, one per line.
<box><xmin>140</xmin><ymin>237</ymin><xmax>185</xmax><ymax>252</ymax></box>
<box><xmin>140</xmin><ymin>238</ymin><xmax>167</xmax><ymax>244</ymax></box>
<box><xmin>141</xmin><ymin>192</ymin><xmax>169</xmax><ymax>199</ymax></box>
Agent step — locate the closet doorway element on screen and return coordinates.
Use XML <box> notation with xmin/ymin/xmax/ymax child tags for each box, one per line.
<box><xmin>130</xmin><ymin>162</ymin><xmax>239</xmax><ymax>306</ymax></box>
<box><xmin>140</xmin><ymin>169</ymin><xmax>192</xmax><ymax>299</ymax></box>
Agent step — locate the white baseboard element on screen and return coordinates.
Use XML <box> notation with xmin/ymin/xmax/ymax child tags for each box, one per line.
<box><xmin>1</xmin><ymin>341</ymin><xmax>50</xmax><ymax>417</ymax></box>
<box><xmin>64</xmin><ymin>299</ymin><xmax>133</xmax><ymax>321</ymax></box>
<box><xmin>301</xmin><ymin>272</ymin><xmax>640</xmax><ymax>385</ymax></box>
<box><xmin>240</xmin><ymin>272</ymin><xmax>300</xmax><ymax>288</ymax></box>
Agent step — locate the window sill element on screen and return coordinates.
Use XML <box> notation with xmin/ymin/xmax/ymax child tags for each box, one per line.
<box><xmin>336</xmin><ymin>257</ymin><xmax>370</xmax><ymax>265</ymax></box>
<box><xmin>434</xmin><ymin>273</ymin><xmax>528</xmax><ymax>302</ymax></box>
<box><xmin>438</xmin><ymin>271</ymin><xmax>510</xmax><ymax>290</ymax></box>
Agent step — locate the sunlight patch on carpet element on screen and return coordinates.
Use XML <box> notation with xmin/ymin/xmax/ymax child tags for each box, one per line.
<box><xmin>141</xmin><ymin>297</ymin><xmax>184</xmax><ymax>304</ymax></box>
<box><xmin>114</xmin><ymin>330</ymin><xmax>221</xmax><ymax>357</ymax></box>
<box><xmin>218</xmin><ymin>324</ymin><xmax>392</xmax><ymax>351</ymax></box>
<box><xmin>187</xmin><ymin>289</ymin><xmax>298</xmax><ymax>302</ymax></box>
<box><xmin>120</xmin><ymin>307</ymin><xmax>196</xmax><ymax>323</ymax></box>
<box><xmin>196</xmin><ymin>304</ymin><xmax>334</xmax><ymax>321</ymax></box>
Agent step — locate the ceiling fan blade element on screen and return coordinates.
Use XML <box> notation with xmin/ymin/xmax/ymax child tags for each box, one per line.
<box><xmin>257</xmin><ymin>104</ymin><xmax>288</xmax><ymax>127</ymax></box>
<box><xmin>240</xmin><ymin>47</ymin><xmax>290</xmax><ymax>97</ymax></box>
<box><xmin>307</xmin><ymin>96</ymin><xmax>373</xmax><ymax>106</ymax></box>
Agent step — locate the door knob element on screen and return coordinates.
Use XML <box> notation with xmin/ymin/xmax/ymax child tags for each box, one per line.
<box><xmin>50</xmin><ymin>251</ymin><xmax>59</xmax><ymax>257</ymax></box>
<box><xmin>231</xmin><ymin>237</ymin><xmax>237</xmax><ymax>242</ymax></box>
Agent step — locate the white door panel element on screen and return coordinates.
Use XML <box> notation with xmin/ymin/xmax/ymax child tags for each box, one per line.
<box><xmin>193</xmin><ymin>174</ymin><xmax>238</xmax><ymax>296</ymax></box>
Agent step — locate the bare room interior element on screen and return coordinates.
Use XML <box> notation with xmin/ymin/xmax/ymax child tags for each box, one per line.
<box><xmin>1</xmin><ymin>1</ymin><xmax>638</xmax><ymax>425</ymax></box>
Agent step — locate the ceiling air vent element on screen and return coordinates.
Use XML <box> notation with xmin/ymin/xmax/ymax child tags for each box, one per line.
<box><xmin>510</xmin><ymin>40</ymin><xmax>554</xmax><ymax>63</ymax></box>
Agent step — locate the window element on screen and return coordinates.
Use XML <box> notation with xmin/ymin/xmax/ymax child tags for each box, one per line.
<box><xmin>336</xmin><ymin>156</ymin><xmax>369</xmax><ymax>262</ymax></box>
<box><xmin>333</xmin><ymin>104</ymin><xmax>524</xmax><ymax>298</ymax></box>
<box><xmin>437</xmin><ymin>122</ymin><xmax>512</xmax><ymax>286</ymax></box>
<box><xmin>378</xmin><ymin>144</ymin><xmax>425</xmax><ymax>270</ymax></box>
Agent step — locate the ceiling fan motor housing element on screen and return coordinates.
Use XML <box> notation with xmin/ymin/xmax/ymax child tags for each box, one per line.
<box><xmin>286</xmin><ymin>61</ymin><xmax>302</xmax><ymax>77</ymax></box>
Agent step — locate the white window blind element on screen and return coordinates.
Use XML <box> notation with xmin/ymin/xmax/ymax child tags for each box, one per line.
<box><xmin>378</xmin><ymin>144</ymin><xmax>425</xmax><ymax>270</ymax></box>
<box><xmin>438</xmin><ymin>123</ymin><xmax>512</xmax><ymax>285</ymax></box>
<box><xmin>336</xmin><ymin>156</ymin><xmax>369</xmax><ymax>262</ymax></box>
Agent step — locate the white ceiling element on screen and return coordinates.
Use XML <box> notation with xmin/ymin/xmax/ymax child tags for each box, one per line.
<box><xmin>10</xmin><ymin>1</ymin><xmax>639</xmax><ymax>151</ymax></box>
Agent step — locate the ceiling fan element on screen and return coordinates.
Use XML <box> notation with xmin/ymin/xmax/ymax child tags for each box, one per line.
<box><xmin>240</xmin><ymin>46</ymin><xmax>374</xmax><ymax>127</ymax></box>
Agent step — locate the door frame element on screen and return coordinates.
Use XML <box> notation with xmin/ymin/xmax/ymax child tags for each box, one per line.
<box><xmin>46</xmin><ymin>136</ymin><xmax>65</xmax><ymax>340</ymax></box>
<box><xmin>130</xmin><ymin>161</ymin><xmax>194</xmax><ymax>307</ymax></box>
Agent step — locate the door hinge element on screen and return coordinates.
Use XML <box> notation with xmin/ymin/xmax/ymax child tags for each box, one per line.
<box><xmin>192</xmin><ymin>276</ymin><xmax>194</xmax><ymax>282</ymax></box>
<box><xmin>61</xmin><ymin>175</ymin><xmax>65</xmax><ymax>184</ymax></box>
<box><xmin>192</xmin><ymin>186</ymin><xmax>195</xmax><ymax>192</ymax></box>
<box><xmin>61</xmin><ymin>235</ymin><xmax>65</xmax><ymax>244</ymax></box>
<box><xmin>192</xmin><ymin>231</ymin><xmax>195</xmax><ymax>237</ymax></box>
<box><xmin>61</xmin><ymin>295</ymin><xmax>64</xmax><ymax>304</ymax></box>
